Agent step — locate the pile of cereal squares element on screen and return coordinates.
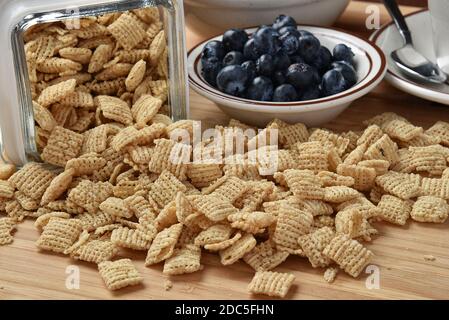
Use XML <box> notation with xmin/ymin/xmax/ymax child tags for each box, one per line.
<box><xmin>2</xmin><ymin>111</ymin><xmax>449</xmax><ymax>297</ymax></box>
<box><xmin>1</xmin><ymin>8</ymin><xmax>449</xmax><ymax>298</ymax></box>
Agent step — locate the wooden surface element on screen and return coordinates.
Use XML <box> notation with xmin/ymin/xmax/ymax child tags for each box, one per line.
<box><xmin>2</xmin><ymin>1</ymin><xmax>449</xmax><ymax>300</ymax></box>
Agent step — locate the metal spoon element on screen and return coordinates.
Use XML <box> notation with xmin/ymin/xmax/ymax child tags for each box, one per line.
<box><xmin>383</xmin><ymin>0</ymin><xmax>447</xmax><ymax>84</ymax></box>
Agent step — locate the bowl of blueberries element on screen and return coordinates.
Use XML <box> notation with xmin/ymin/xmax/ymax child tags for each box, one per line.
<box><xmin>188</xmin><ymin>15</ymin><xmax>387</xmax><ymax>127</ymax></box>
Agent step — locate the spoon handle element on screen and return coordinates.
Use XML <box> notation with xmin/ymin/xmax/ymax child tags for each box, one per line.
<box><xmin>383</xmin><ymin>0</ymin><xmax>413</xmax><ymax>45</ymax></box>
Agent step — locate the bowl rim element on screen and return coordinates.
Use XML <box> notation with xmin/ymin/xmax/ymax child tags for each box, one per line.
<box><xmin>188</xmin><ymin>24</ymin><xmax>387</xmax><ymax>109</ymax></box>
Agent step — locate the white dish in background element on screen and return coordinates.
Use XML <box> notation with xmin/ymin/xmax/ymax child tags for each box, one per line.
<box><xmin>185</xmin><ymin>0</ymin><xmax>350</xmax><ymax>31</ymax></box>
<box><xmin>370</xmin><ymin>10</ymin><xmax>449</xmax><ymax>106</ymax></box>
<box><xmin>188</xmin><ymin>26</ymin><xmax>386</xmax><ymax>127</ymax></box>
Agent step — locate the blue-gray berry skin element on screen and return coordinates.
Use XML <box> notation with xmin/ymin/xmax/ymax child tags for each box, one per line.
<box><xmin>273</xmin><ymin>84</ymin><xmax>298</xmax><ymax>102</ymax></box>
<box><xmin>286</xmin><ymin>63</ymin><xmax>316</xmax><ymax>90</ymax></box>
<box><xmin>311</xmin><ymin>46</ymin><xmax>333</xmax><ymax>75</ymax></box>
<box><xmin>202</xmin><ymin>40</ymin><xmax>226</xmax><ymax>60</ymax></box>
<box><xmin>243</xmin><ymin>38</ymin><xmax>260</xmax><ymax>60</ymax></box>
<box><xmin>223</xmin><ymin>29</ymin><xmax>249</xmax><ymax>52</ymax></box>
<box><xmin>290</xmin><ymin>55</ymin><xmax>305</xmax><ymax>64</ymax></box>
<box><xmin>278</xmin><ymin>26</ymin><xmax>300</xmax><ymax>38</ymax></box>
<box><xmin>273</xmin><ymin>52</ymin><xmax>291</xmax><ymax>71</ymax></box>
<box><xmin>273</xmin><ymin>70</ymin><xmax>287</xmax><ymax>86</ymax></box>
<box><xmin>256</xmin><ymin>54</ymin><xmax>275</xmax><ymax>77</ymax></box>
<box><xmin>241</xmin><ymin>60</ymin><xmax>257</xmax><ymax>84</ymax></box>
<box><xmin>253</xmin><ymin>27</ymin><xmax>281</xmax><ymax>56</ymax></box>
<box><xmin>216</xmin><ymin>65</ymin><xmax>249</xmax><ymax>97</ymax></box>
<box><xmin>298</xmin><ymin>34</ymin><xmax>321</xmax><ymax>64</ymax></box>
<box><xmin>279</xmin><ymin>32</ymin><xmax>299</xmax><ymax>55</ymax></box>
<box><xmin>321</xmin><ymin>69</ymin><xmax>347</xmax><ymax>97</ymax></box>
<box><xmin>247</xmin><ymin>76</ymin><xmax>274</xmax><ymax>101</ymax></box>
<box><xmin>331</xmin><ymin>61</ymin><xmax>357</xmax><ymax>87</ymax></box>
<box><xmin>223</xmin><ymin>51</ymin><xmax>244</xmax><ymax>66</ymax></box>
<box><xmin>255</xmin><ymin>25</ymin><xmax>271</xmax><ymax>33</ymax></box>
<box><xmin>201</xmin><ymin>56</ymin><xmax>223</xmax><ymax>87</ymax></box>
<box><xmin>301</xmin><ymin>86</ymin><xmax>321</xmax><ymax>101</ymax></box>
<box><xmin>311</xmin><ymin>66</ymin><xmax>321</xmax><ymax>85</ymax></box>
<box><xmin>333</xmin><ymin>44</ymin><xmax>355</xmax><ymax>66</ymax></box>
<box><xmin>273</xmin><ymin>15</ymin><xmax>297</xmax><ymax>30</ymax></box>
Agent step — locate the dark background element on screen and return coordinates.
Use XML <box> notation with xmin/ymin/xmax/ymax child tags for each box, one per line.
<box><xmin>359</xmin><ymin>0</ymin><xmax>426</xmax><ymax>7</ymax></box>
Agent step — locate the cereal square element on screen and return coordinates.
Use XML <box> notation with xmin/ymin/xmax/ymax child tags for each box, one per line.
<box><xmin>36</xmin><ymin>217</ymin><xmax>83</xmax><ymax>253</ymax></box>
<box><xmin>98</xmin><ymin>259</ymin><xmax>143</xmax><ymax>290</ymax></box>
<box><xmin>0</xmin><ymin>217</ymin><xmax>17</xmax><ymax>245</ymax></box>
<box><xmin>323</xmin><ymin>235</ymin><xmax>373</xmax><ymax>277</ymax></box>
<box><xmin>411</xmin><ymin>196</ymin><xmax>449</xmax><ymax>223</ymax></box>
<box><xmin>377</xmin><ymin>195</ymin><xmax>412</xmax><ymax>225</ymax></box>
<box><xmin>163</xmin><ymin>244</ymin><xmax>202</xmax><ymax>275</ymax></box>
<box><xmin>41</xmin><ymin>127</ymin><xmax>84</xmax><ymax>166</ymax></box>
<box><xmin>248</xmin><ymin>271</ymin><xmax>295</xmax><ymax>298</ymax></box>
<box><xmin>8</xmin><ymin>162</ymin><xmax>57</xmax><ymax>200</ymax></box>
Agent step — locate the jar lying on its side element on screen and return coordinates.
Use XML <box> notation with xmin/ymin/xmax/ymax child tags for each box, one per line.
<box><xmin>0</xmin><ymin>0</ymin><xmax>188</xmax><ymax>166</ymax></box>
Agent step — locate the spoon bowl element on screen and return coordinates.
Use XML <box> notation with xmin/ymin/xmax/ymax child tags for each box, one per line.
<box><xmin>391</xmin><ymin>44</ymin><xmax>447</xmax><ymax>84</ymax></box>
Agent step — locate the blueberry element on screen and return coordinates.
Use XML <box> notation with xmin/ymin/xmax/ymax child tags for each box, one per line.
<box><xmin>273</xmin><ymin>70</ymin><xmax>286</xmax><ymax>86</ymax></box>
<box><xmin>311</xmin><ymin>46</ymin><xmax>332</xmax><ymax>74</ymax></box>
<box><xmin>321</xmin><ymin>69</ymin><xmax>347</xmax><ymax>97</ymax></box>
<box><xmin>273</xmin><ymin>15</ymin><xmax>297</xmax><ymax>30</ymax></box>
<box><xmin>286</xmin><ymin>63</ymin><xmax>315</xmax><ymax>90</ymax></box>
<box><xmin>243</xmin><ymin>38</ymin><xmax>260</xmax><ymax>60</ymax></box>
<box><xmin>247</xmin><ymin>76</ymin><xmax>274</xmax><ymax>101</ymax></box>
<box><xmin>278</xmin><ymin>26</ymin><xmax>300</xmax><ymax>38</ymax></box>
<box><xmin>311</xmin><ymin>66</ymin><xmax>321</xmax><ymax>84</ymax></box>
<box><xmin>255</xmin><ymin>25</ymin><xmax>271</xmax><ymax>33</ymax></box>
<box><xmin>202</xmin><ymin>40</ymin><xmax>226</xmax><ymax>60</ymax></box>
<box><xmin>256</xmin><ymin>54</ymin><xmax>274</xmax><ymax>77</ymax></box>
<box><xmin>333</xmin><ymin>44</ymin><xmax>355</xmax><ymax>65</ymax></box>
<box><xmin>216</xmin><ymin>65</ymin><xmax>249</xmax><ymax>97</ymax></box>
<box><xmin>279</xmin><ymin>32</ymin><xmax>299</xmax><ymax>55</ymax></box>
<box><xmin>223</xmin><ymin>51</ymin><xmax>244</xmax><ymax>66</ymax></box>
<box><xmin>331</xmin><ymin>61</ymin><xmax>357</xmax><ymax>87</ymax></box>
<box><xmin>273</xmin><ymin>52</ymin><xmax>291</xmax><ymax>70</ymax></box>
<box><xmin>222</xmin><ymin>29</ymin><xmax>249</xmax><ymax>52</ymax></box>
<box><xmin>201</xmin><ymin>56</ymin><xmax>223</xmax><ymax>87</ymax></box>
<box><xmin>273</xmin><ymin>84</ymin><xmax>298</xmax><ymax>102</ymax></box>
<box><xmin>301</xmin><ymin>86</ymin><xmax>321</xmax><ymax>101</ymax></box>
<box><xmin>253</xmin><ymin>27</ymin><xmax>281</xmax><ymax>55</ymax></box>
<box><xmin>241</xmin><ymin>60</ymin><xmax>257</xmax><ymax>83</ymax></box>
<box><xmin>289</xmin><ymin>55</ymin><xmax>304</xmax><ymax>64</ymax></box>
<box><xmin>298</xmin><ymin>34</ymin><xmax>321</xmax><ymax>63</ymax></box>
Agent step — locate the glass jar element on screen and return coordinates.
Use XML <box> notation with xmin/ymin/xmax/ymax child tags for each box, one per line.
<box><xmin>0</xmin><ymin>0</ymin><xmax>188</xmax><ymax>166</ymax></box>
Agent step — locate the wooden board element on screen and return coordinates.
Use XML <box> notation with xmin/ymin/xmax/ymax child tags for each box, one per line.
<box><xmin>1</xmin><ymin>1</ymin><xmax>449</xmax><ymax>300</ymax></box>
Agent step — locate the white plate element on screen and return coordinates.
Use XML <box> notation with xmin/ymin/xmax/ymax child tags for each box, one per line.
<box><xmin>370</xmin><ymin>10</ymin><xmax>449</xmax><ymax>105</ymax></box>
<box><xmin>188</xmin><ymin>26</ymin><xmax>386</xmax><ymax>127</ymax></box>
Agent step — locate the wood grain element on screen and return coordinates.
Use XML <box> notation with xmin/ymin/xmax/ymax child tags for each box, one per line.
<box><xmin>1</xmin><ymin>1</ymin><xmax>448</xmax><ymax>300</ymax></box>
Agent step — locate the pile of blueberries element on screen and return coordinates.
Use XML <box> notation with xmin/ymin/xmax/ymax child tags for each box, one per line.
<box><xmin>201</xmin><ymin>15</ymin><xmax>357</xmax><ymax>102</ymax></box>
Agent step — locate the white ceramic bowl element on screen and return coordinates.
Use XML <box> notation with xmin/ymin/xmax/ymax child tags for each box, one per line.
<box><xmin>185</xmin><ymin>0</ymin><xmax>350</xmax><ymax>31</ymax></box>
<box><xmin>188</xmin><ymin>26</ymin><xmax>387</xmax><ymax>127</ymax></box>
<box><xmin>370</xmin><ymin>9</ymin><xmax>449</xmax><ymax>106</ymax></box>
